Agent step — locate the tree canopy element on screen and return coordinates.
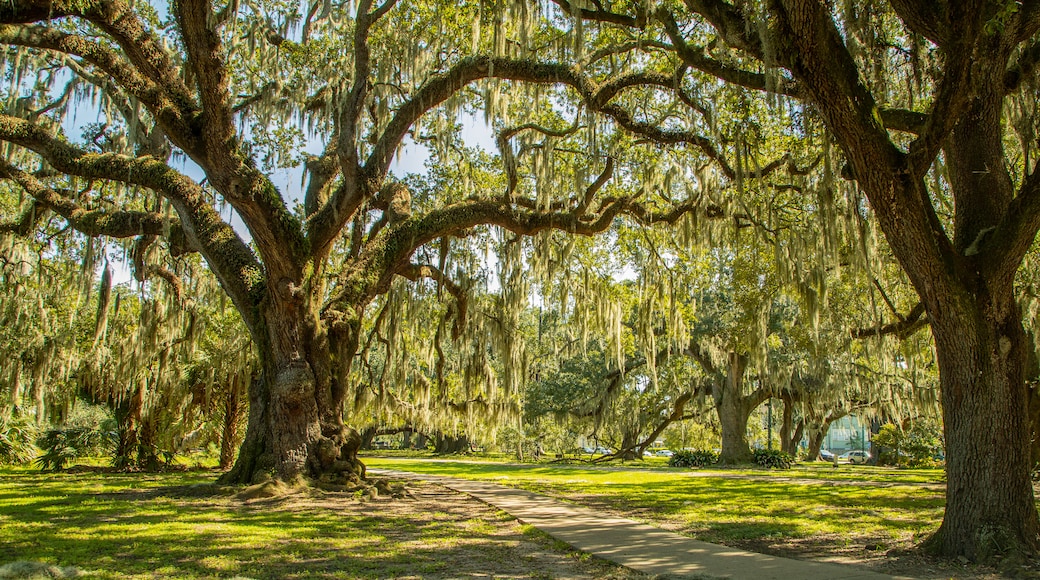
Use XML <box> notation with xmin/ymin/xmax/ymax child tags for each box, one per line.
<box><xmin>1</xmin><ymin>0</ymin><xmax>1039</xmax><ymax>562</ymax></box>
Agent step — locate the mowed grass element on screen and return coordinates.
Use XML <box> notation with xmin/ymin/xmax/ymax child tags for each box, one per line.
<box><xmin>0</xmin><ymin>466</ymin><xmax>639</xmax><ymax>579</ymax></box>
<box><xmin>363</xmin><ymin>457</ymin><xmax>947</xmax><ymax>548</ymax></box>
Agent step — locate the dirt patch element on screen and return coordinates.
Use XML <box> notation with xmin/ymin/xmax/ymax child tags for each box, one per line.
<box><xmin>222</xmin><ymin>478</ymin><xmax>649</xmax><ymax>580</ymax></box>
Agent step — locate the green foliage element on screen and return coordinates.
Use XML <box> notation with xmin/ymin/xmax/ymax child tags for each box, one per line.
<box><xmin>34</xmin><ymin>407</ymin><xmax>115</xmax><ymax>471</ymax></box>
<box><xmin>668</xmin><ymin>448</ymin><xmax>718</xmax><ymax>468</ymax></box>
<box><xmin>752</xmin><ymin>449</ymin><xmax>794</xmax><ymax>470</ymax></box>
<box><xmin>872</xmin><ymin>423</ymin><xmax>943</xmax><ymax>467</ymax></box>
<box><xmin>662</xmin><ymin>420</ymin><xmax>719</xmax><ymax>452</ymax></box>
<box><xmin>0</xmin><ymin>415</ymin><xmax>37</xmax><ymax>465</ymax></box>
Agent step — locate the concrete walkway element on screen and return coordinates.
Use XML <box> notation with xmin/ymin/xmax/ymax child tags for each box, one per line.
<box><xmin>372</xmin><ymin>469</ymin><xmax>913</xmax><ymax>580</ymax></box>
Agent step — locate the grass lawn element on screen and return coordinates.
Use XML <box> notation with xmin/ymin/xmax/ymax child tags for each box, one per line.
<box><xmin>362</xmin><ymin>456</ymin><xmax>946</xmax><ymax>550</ymax></box>
<box><xmin>0</xmin><ymin>466</ymin><xmax>642</xmax><ymax>579</ymax></box>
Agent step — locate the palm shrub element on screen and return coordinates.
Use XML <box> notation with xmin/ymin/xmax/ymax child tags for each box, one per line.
<box><xmin>0</xmin><ymin>415</ymin><xmax>37</xmax><ymax>464</ymax></box>
<box><xmin>752</xmin><ymin>449</ymin><xmax>794</xmax><ymax>469</ymax></box>
<box><xmin>35</xmin><ymin>410</ymin><xmax>116</xmax><ymax>471</ymax></box>
<box><xmin>668</xmin><ymin>449</ymin><xmax>719</xmax><ymax>468</ymax></box>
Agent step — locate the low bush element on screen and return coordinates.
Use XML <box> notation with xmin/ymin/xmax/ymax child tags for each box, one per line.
<box><xmin>752</xmin><ymin>449</ymin><xmax>793</xmax><ymax>469</ymax></box>
<box><xmin>668</xmin><ymin>449</ymin><xmax>719</xmax><ymax>468</ymax></box>
<box><xmin>0</xmin><ymin>415</ymin><xmax>37</xmax><ymax>465</ymax></box>
<box><xmin>35</xmin><ymin>424</ymin><xmax>114</xmax><ymax>471</ymax></box>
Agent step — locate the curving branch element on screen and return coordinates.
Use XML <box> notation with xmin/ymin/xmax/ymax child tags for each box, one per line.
<box><xmin>1014</xmin><ymin>0</ymin><xmax>1040</xmax><ymax>43</ymax></box>
<box><xmin>656</xmin><ymin>9</ymin><xmax>801</xmax><ymax>98</ymax></box>
<box><xmin>548</xmin><ymin>0</ymin><xmax>645</xmax><ymax>28</ymax></box>
<box><xmin>888</xmin><ymin>0</ymin><xmax>949</xmax><ymax>47</ymax></box>
<box><xmin>0</xmin><ymin>23</ymin><xmax>200</xmax><ymax>156</ymax></box>
<box><xmin>312</xmin><ymin>55</ymin><xmax>737</xmax><ymax>252</ymax></box>
<box><xmin>0</xmin><ymin>0</ymin><xmax>198</xmax><ymax>136</ymax></box>
<box><xmin>679</xmin><ymin>0</ymin><xmax>766</xmax><ymax>59</ymax></box>
<box><xmin>0</xmin><ymin>114</ymin><xmax>265</xmax><ymax>329</ymax></box>
<box><xmin>0</xmin><ymin>159</ymin><xmax>179</xmax><ymax>240</ymax></box>
<box><xmin>850</xmin><ymin>302</ymin><xmax>929</xmax><ymax>339</ymax></box>
<box><xmin>984</xmin><ymin>161</ymin><xmax>1040</xmax><ymax>282</ymax></box>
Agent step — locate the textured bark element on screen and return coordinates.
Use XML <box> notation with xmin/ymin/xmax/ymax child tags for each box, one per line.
<box><xmin>218</xmin><ymin>373</ymin><xmax>244</xmax><ymax>470</ymax></box>
<box><xmin>220</xmin><ymin>294</ymin><xmax>363</xmax><ymax>485</ymax></box>
<box><xmin>713</xmin><ymin>352</ymin><xmax>767</xmax><ymax>464</ymax></box>
<box><xmin>766</xmin><ymin>2</ymin><xmax>1040</xmax><ymax>559</ymax></box>
<box><xmin>806</xmin><ymin>430</ymin><xmax>825</xmax><ymax>461</ymax></box>
<box><xmin>925</xmin><ymin>286</ymin><xmax>1040</xmax><ymax>559</ymax></box>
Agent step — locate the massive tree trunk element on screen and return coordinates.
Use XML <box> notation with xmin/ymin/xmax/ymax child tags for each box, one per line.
<box><xmin>220</xmin><ymin>293</ymin><xmax>364</xmax><ymax>485</ymax></box>
<box><xmin>926</xmin><ymin>280</ymin><xmax>1039</xmax><ymax>558</ymax></box>
<box><xmin>914</xmin><ymin>90</ymin><xmax>1039</xmax><ymax>558</ymax></box>
<box><xmin>772</xmin><ymin>4</ymin><xmax>1040</xmax><ymax>558</ymax></box>
<box><xmin>713</xmin><ymin>352</ymin><xmax>766</xmax><ymax>464</ymax></box>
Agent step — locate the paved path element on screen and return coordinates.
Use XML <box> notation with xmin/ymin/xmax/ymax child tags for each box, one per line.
<box><xmin>372</xmin><ymin>469</ymin><xmax>913</xmax><ymax>580</ymax></box>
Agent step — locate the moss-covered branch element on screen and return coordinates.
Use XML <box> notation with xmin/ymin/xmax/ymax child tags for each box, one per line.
<box><xmin>0</xmin><ymin>114</ymin><xmax>265</xmax><ymax>331</ymax></box>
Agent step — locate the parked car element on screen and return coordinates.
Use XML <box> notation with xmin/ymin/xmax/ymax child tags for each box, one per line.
<box><xmin>655</xmin><ymin>449</ymin><xmax>675</xmax><ymax>457</ymax></box>
<box><xmin>819</xmin><ymin>449</ymin><xmax>835</xmax><ymax>461</ymax></box>
<box><xmin>595</xmin><ymin>446</ymin><xmax>613</xmax><ymax>455</ymax></box>
<box><xmin>840</xmin><ymin>450</ymin><xmax>871</xmax><ymax>464</ymax></box>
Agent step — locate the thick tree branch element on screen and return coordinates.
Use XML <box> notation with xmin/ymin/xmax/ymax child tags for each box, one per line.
<box><xmin>685</xmin><ymin>340</ymin><xmax>720</xmax><ymax>378</ymax></box>
<box><xmin>0</xmin><ymin>23</ymin><xmax>200</xmax><ymax>156</ymax></box>
<box><xmin>174</xmin><ymin>0</ymin><xmax>235</xmax><ymax>166</ymax></box>
<box><xmin>0</xmin><ymin>0</ymin><xmax>197</xmax><ymax>127</ymax></box>
<box><xmin>985</xmin><ymin>164</ymin><xmax>1040</xmax><ymax>281</ymax></box>
<box><xmin>312</xmin><ymin>55</ymin><xmax>734</xmax><ymax>252</ymax></box>
<box><xmin>888</xmin><ymin>0</ymin><xmax>949</xmax><ymax>46</ymax></box>
<box><xmin>850</xmin><ymin>302</ymin><xmax>929</xmax><ymax>339</ymax></box>
<box><xmin>680</xmin><ymin>0</ymin><xmax>766</xmax><ymax>59</ymax></box>
<box><xmin>549</xmin><ymin>0</ymin><xmax>645</xmax><ymax>28</ymax></box>
<box><xmin>656</xmin><ymin>9</ymin><xmax>800</xmax><ymax>98</ymax></box>
<box><xmin>0</xmin><ymin>159</ymin><xmax>180</xmax><ymax>240</ymax></box>
<box><xmin>0</xmin><ymin>114</ymin><xmax>265</xmax><ymax>329</ymax></box>
<box><xmin>632</xmin><ymin>391</ymin><xmax>696</xmax><ymax>454</ymax></box>
<box><xmin>880</xmin><ymin>108</ymin><xmax>928</xmax><ymax>134</ymax></box>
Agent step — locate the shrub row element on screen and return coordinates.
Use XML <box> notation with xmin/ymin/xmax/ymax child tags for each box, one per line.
<box><xmin>752</xmin><ymin>449</ymin><xmax>793</xmax><ymax>469</ymax></box>
<box><xmin>668</xmin><ymin>449</ymin><xmax>719</xmax><ymax>467</ymax></box>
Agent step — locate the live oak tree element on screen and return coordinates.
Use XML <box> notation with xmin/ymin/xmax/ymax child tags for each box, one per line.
<box><xmin>557</xmin><ymin>0</ymin><xmax>1040</xmax><ymax>560</ymax></box>
<box><xmin>3</xmin><ymin>0</ymin><xmax>1037</xmax><ymax>561</ymax></box>
<box><xmin>0</xmin><ymin>0</ymin><xmax>719</xmax><ymax>487</ymax></box>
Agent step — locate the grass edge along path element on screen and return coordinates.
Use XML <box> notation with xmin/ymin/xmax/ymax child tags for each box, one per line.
<box><xmin>375</xmin><ymin>467</ymin><xmax>911</xmax><ymax>580</ymax></box>
<box><xmin>362</xmin><ymin>458</ymin><xmax>945</xmax><ymax>560</ymax></box>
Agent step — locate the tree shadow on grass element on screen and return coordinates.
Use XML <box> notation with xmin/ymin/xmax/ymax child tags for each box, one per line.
<box><xmin>0</xmin><ymin>470</ymin><xmax>644</xmax><ymax>580</ymax></box>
